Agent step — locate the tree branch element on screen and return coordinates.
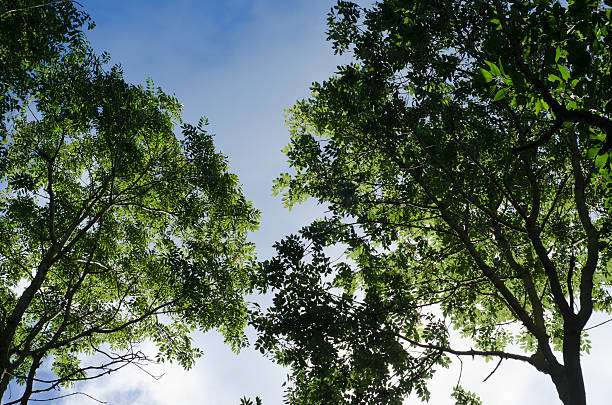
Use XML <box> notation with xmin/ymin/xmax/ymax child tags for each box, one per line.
<box><xmin>1</xmin><ymin>0</ymin><xmax>74</xmax><ymax>16</ymax></box>
<box><xmin>391</xmin><ymin>332</ymin><xmax>533</xmax><ymax>364</ymax></box>
<box><xmin>566</xmin><ymin>134</ymin><xmax>599</xmax><ymax>328</ymax></box>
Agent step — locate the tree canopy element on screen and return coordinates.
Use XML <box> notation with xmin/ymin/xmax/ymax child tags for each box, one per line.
<box><xmin>0</xmin><ymin>2</ymin><xmax>258</xmax><ymax>404</ymax></box>
<box><xmin>1</xmin><ymin>0</ymin><xmax>93</xmax><ymax>121</ymax></box>
<box><xmin>253</xmin><ymin>1</ymin><xmax>612</xmax><ymax>404</ymax></box>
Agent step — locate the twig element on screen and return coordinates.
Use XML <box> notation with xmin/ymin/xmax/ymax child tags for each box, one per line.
<box><xmin>2</xmin><ymin>0</ymin><xmax>73</xmax><ymax>16</ymax></box>
<box><xmin>482</xmin><ymin>358</ymin><xmax>503</xmax><ymax>382</ymax></box>
<box><xmin>512</xmin><ymin>120</ymin><xmax>562</xmax><ymax>153</ymax></box>
<box><xmin>22</xmin><ymin>391</ymin><xmax>106</xmax><ymax>404</ymax></box>
<box><xmin>455</xmin><ymin>355</ymin><xmax>464</xmax><ymax>387</ymax></box>
<box><xmin>584</xmin><ymin>318</ymin><xmax>612</xmax><ymax>331</ymax></box>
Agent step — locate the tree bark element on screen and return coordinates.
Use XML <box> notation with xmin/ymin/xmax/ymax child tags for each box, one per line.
<box><xmin>549</xmin><ymin>368</ymin><xmax>570</xmax><ymax>405</ymax></box>
<box><xmin>0</xmin><ymin>370</ymin><xmax>10</xmax><ymax>401</ymax></box>
<box><xmin>547</xmin><ymin>328</ymin><xmax>587</xmax><ymax>405</ymax></box>
<box><xmin>560</xmin><ymin>327</ymin><xmax>587</xmax><ymax>405</ymax></box>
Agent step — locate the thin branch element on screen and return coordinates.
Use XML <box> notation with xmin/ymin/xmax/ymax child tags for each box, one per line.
<box><xmin>47</xmin><ymin>298</ymin><xmax>179</xmax><ymax>350</ymax></box>
<box><xmin>115</xmin><ymin>202</ymin><xmax>176</xmax><ymax>216</ymax></box>
<box><xmin>538</xmin><ymin>172</ymin><xmax>570</xmax><ymax>234</ymax></box>
<box><xmin>584</xmin><ymin>318</ymin><xmax>612</xmax><ymax>331</ymax></box>
<box><xmin>512</xmin><ymin>120</ymin><xmax>562</xmax><ymax>153</ymax></box>
<box><xmin>566</xmin><ymin>133</ymin><xmax>600</xmax><ymax>327</ymax></box>
<box><xmin>492</xmin><ymin>224</ymin><xmax>546</xmax><ymax>335</ymax></box>
<box><xmin>1</xmin><ymin>0</ymin><xmax>73</xmax><ymax>16</ymax></box>
<box><xmin>525</xmin><ymin>223</ymin><xmax>571</xmax><ymax>319</ymax></box>
<box><xmin>391</xmin><ymin>332</ymin><xmax>533</xmax><ymax>364</ymax></box>
<box><xmin>25</xmin><ymin>392</ymin><xmax>107</xmax><ymax>404</ymax></box>
<box><xmin>455</xmin><ymin>355</ymin><xmax>464</xmax><ymax>387</ymax></box>
<box><xmin>568</xmin><ymin>255</ymin><xmax>575</xmax><ymax>312</ymax></box>
<box><xmin>482</xmin><ymin>358</ymin><xmax>503</xmax><ymax>382</ymax></box>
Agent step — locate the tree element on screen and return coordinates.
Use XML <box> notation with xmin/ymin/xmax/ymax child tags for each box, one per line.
<box><xmin>1</xmin><ymin>3</ymin><xmax>258</xmax><ymax>404</ymax></box>
<box><xmin>252</xmin><ymin>1</ymin><xmax>612</xmax><ymax>404</ymax></box>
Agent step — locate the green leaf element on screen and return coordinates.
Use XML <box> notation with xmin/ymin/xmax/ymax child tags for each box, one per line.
<box><xmin>557</xmin><ymin>64</ymin><xmax>571</xmax><ymax>81</ymax></box>
<box><xmin>452</xmin><ymin>386</ymin><xmax>483</xmax><ymax>405</ymax></box>
<box><xmin>498</xmin><ymin>57</ymin><xmax>507</xmax><ymax>76</ymax></box>
<box><xmin>555</xmin><ymin>46</ymin><xmax>562</xmax><ymax>62</ymax></box>
<box><xmin>595</xmin><ymin>153</ymin><xmax>608</xmax><ymax>168</ymax></box>
<box><xmin>484</xmin><ymin>60</ymin><xmax>501</xmax><ymax>77</ymax></box>
<box><xmin>480</xmin><ymin>68</ymin><xmax>493</xmax><ymax>83</ymax></box>
<box><xmin>490</xmin><ymin>18</ymin><xmax>502</xmax><ymax>30</ymax></box>
<box><xmin>588</xmin><ymin>147</ymin><xmax>600</xmax><ymax>158</ymax></box>
<box><xmin>493</xmin><ymin>87</ymin><xmax>509</xmax><ymax>101</ymax></box>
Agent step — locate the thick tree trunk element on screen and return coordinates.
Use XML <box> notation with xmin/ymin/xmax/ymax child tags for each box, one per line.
<box><xmin>548</xmin><ymin>329</ymin><xmax>587</xmax><ymax>405</ymax></box>
<box><xmin>548</xmin><ymin>367</ymin><xmax>569</xmax><ymax>405</ymax></box>
<box><xmin>561</xmin><ymin>329</ymin><xmax>587</xmax><ymax>405</ymax></box>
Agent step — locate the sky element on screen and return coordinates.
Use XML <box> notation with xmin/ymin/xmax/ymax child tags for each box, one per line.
<box><xmin>14</xmin><ymin>0</ymin><xmax>610</xmax><ymax>404</ymax></box>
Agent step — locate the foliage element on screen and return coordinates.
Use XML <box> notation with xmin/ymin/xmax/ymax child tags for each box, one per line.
<box><xmin>253</xmin><ymin>1</ymin><xmax>612</xmax><ymax>404</ymax></box>
<box><xmin>240</xmin><ymin>396</ymin><xmax>263</xmax><ymax>405</ymax></box>
<box><xmin>1</xmin><ymin>0</ymin><xmax>93</xmax><ymax>121</ymax></box>
<box><xmin>451</xmin><ymin>386</ymin><xmax>482</xmax><ymax>405</ymax></box>
<box><xmin>0</xmin><ymin>2</ymin><xmax>258</xmax><ymax>404</ymax></box>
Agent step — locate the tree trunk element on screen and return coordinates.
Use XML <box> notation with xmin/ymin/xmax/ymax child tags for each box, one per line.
<box><xmin>547</xmin><ymin>366</ymin><xmax>569</xmax><ymax>405</ymax></box>
<box><xmin>0</xmin><ymin>370</ymin><xmax>9</xmax><ymax>401</ymax></box>
<box><xmin>543</xmin><ymin>324</ymin><xmax>587</xmax><ymax>405</ymax></box>
<box><xmin>560</xmin><ymin>328</ymin><xmax>587</xmax><ymax>405</ymax></box>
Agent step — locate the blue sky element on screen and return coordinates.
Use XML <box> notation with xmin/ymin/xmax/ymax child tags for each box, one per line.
<box><xmin>63</xmin><ymin>1</ymin><xmax>349</xmax><ymax>404</ymax></box>
<box><xmin>35</xmin><ymin>1</ymin><xmax>612</xmax><ymax>404</ymax></box>
<box><xmin>84</xmin><ymin>0</ymin><xmax>339</xmax><ymax>255</ymax></box>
